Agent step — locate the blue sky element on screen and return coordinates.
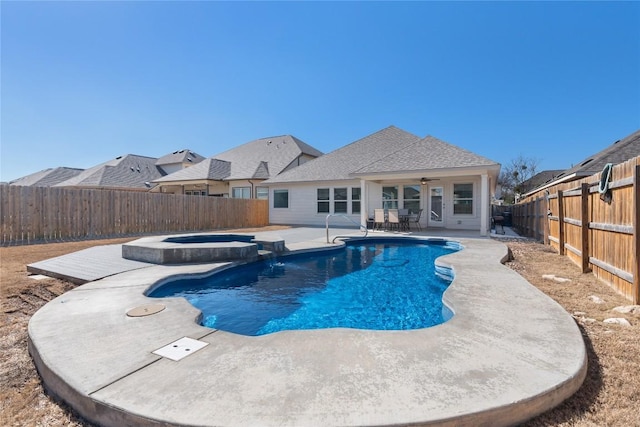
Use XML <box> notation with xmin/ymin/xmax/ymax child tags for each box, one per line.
<box><xmin>2</xmin><ymin>1</ymin><xmax>639</xmax><ymax>182</ymax></box>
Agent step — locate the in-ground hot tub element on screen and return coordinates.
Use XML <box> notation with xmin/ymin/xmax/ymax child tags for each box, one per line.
<box><xmin>122</xmin><ymin>233</ymin><xmax>285</xmax><ymax>265</ymax></box>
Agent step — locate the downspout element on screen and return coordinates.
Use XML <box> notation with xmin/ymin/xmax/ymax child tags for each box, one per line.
<box><xmin>248</xmin><ymin>180</ymin><xmax>255</xmax><ymax>198</ymax></box>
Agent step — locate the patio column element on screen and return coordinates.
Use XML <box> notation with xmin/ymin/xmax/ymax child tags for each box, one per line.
<box><xmin>480</xmin><ymin>173</ymin><xmax>489</xmax><ymax>236</ymax></box>
<box><xmin>360</xmin><ymin>179</ymin><xmax>367</xmax><ymax>227</ymax></box>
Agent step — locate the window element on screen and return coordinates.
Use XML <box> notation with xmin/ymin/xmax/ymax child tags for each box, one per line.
<box><xmin>403</xmin><ymin>185</ymin><xmax>420</xmax><ymax>213</ymax></box>
<box><xmin>185</xmin><ymin>190</ymin><xmax>207</xmax><ymax>196</ymax></box>
<box><xmin>317</xmin><ymin>188</ymin><xmax>330</xmax><ymax>213</ymax></box>
<box><xmin>351</xmin><ymin>187</ymin><xmax>361</xmax><ymax>214</ymax></box>
<box><xmin>232</xmin><ymin>187</ymin><xmax>251</xmax><ymax>199</ymax></box>
<box><xmin>334</xmin><ymin>188</ymin><xmax>347</xmax><ymax>213</ymax></box>
<box><xmin>273</xmin><ymin>190</ymin><xmax>289</xmax><ymax>208</ymax></box>
<box><xmin>382</xmin><ymin>186</ymin><xmax>398</xmax><ymax>209</ymax></box>
<box><xmin>453</xmin><ymin>183</ymin><xmax>473</xmax><ymax>214</ymax></box>
<box><xmin>256</xmin><ymin>187</ymin><xmax>269</xmax><ymax>200</ymax></box>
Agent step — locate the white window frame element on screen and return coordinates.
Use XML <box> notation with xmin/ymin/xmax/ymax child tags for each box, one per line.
<box><xmin>453</xmin><ymin>183</ymin><xmax>474</xmax><ymax>215</ymax></box>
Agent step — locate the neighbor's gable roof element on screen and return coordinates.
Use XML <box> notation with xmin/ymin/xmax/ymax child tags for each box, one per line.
<box><xmin>265</xmin><ymin>126</ymin><xmax>499</xmax><ymax>184</ymax></box>
<box><xmin>213</xmin><ymin>135</ymin><xmax>323</xmax><ymax>180</ymax></box>
<box><xmin>9</xmin><ymin>167</ymin><xmax>84</xmax><ymax>187</ymax></box>
<box><xmin>525</xmin><ymin>128</ymin><xmax>640</xmax><ymax>195</ymax></box>
<box><xmin>519</xmin><ymin>170</ymin><xmax>565</xmax><ymax>192</ymax></box>
<box><xmin>553</xmin><ymin>129</ymin><xmax>640</xmax><ymax>181</ymax></box>
<box><xmin>54</xmin><ymin>154</ymin><xmax>164</xmax><ymax>189</ymax></box>
<box><xmin>153</xmin><ymin>158</ymin><xmax>231</xmax><ymax>182</ymax></box>
<box><xmin>265</xmin><ymin>126</ymin><xmax>422</xmax><ymax>184</ymax></box>
<box><xmin>154</xmin><ymin>135</ymin><xmax>323</xmax><ymax>183</ymax></box>
<box><xmin>155</xmin><ymin>149</ymin><xmax>206</xmax><ymax>166</ymax></box>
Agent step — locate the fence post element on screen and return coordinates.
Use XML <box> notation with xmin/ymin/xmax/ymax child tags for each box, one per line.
<box><xmin>633</xmin><ymin>165</ymin><xmax>640</xmax><ymax>304</ymax></box>
<box><xmin>532</xmin><ymin>198</ymin><xmax>538</xmax><ymax>239</ymax></box>
<box><xmin>558</xmin><ymin>190</ymin><xmax>565</xmax><ymax>255</ymax></box>
<box><xmin>581</xmin><ymin>183</ymin><xmax>591</xmax><ymax>273</ymax></box>
<box><xmin>543</xmin><ymin>194</ymin><xmax>549</xmax><ymax>245</ymax></box>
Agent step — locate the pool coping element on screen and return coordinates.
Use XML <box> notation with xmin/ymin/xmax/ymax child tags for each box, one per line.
<box><xmin>28</xmin><ymin>235</ymin><xmax>587</xmax><ymax>427</ymax></box>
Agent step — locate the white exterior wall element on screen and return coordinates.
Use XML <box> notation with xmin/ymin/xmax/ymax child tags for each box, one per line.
<box><xmin>269</xmin><ymin>180</ymin><xmax>363</xmax><ymax>226</ymax></box>
<box><xmin>270</xmin><ymin>176</ymin><xmax>487</xmax><ymax>232</ymax></box>
<box><xmin>438</xmin><ymin>177</ymin><xmax>482</xmax><ymax>231</ymax></box>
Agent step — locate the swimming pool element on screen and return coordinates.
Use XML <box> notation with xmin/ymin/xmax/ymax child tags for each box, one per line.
<box><xmin>148</xmin><ymin>239</ymin><xmax>459</xmax><ymax>335</ymax></box>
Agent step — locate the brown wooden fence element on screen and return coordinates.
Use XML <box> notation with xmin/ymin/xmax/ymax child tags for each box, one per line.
<box><xmin>511</xmin><ymin>156</ymin><xmax>640</xmax><ymax>304</ymax></box>
<box><xmin>0</xmin><ymin>186</ymin><xmax>269</xmax><ymax>246</ymax></box>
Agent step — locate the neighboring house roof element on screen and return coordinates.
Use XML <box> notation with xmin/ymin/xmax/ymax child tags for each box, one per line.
<box><xmin>525</xmin><ymin>128</ymin><xmax>640</xmax><ymax>195</ymax></box>
<box><xmin>154</xmin><ymin>135</ymin><xmax>322</xmax><ymax>183</ymax></box>
<box><xmin>214</xmin><ymin>135</ymin><xmax>323</xmax><ymax>180</ymax></box>
<box><xmin>155</xmin><ymin>149</ymin><xmax>206</xmax><ymax>167</ymax></box>
<box><xmin>265</xmin><ymin>126</ymin><xmax>500</xmax><ymax>184</ymax></box>
<box><xmin>518</xmin><ymin>170</ymin><xmax>565</xmax><ymax>193</ymax></box>
<box><xmin>9</xmin><ymin>167</ymin><xmax>84</xmax><ymax>187</ymax></box>
<box><xmin>153</xmin><ymin>158</ymin><xmax>232</xmax><ymax>182</ymax></box>
<box><xmin>54</xmin><ymin>154</ymin><xmax>165</xmax><ymax>189</ymax></box>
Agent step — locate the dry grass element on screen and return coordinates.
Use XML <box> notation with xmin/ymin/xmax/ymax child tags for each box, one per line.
<box><xmin>1</xmin><ymin>234</ymin><xmax>639</xmax><ymax>426</ymax></box>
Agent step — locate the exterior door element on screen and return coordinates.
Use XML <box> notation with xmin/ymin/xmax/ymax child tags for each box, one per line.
<box><xmin>428</xmin><ymin>186</ymin><xmax>444</xmax><ymax>227</ymax></box>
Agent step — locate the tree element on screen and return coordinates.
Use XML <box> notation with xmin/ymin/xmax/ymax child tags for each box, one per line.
<box><xmin>498</xmin><ymin>155</ymin><xmax>541</xmax><ymax>204</ymax></box>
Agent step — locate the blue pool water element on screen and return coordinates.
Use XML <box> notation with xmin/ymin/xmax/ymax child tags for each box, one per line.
<box><xmin>148</xmin><ymin>239</ymin><xmax>459</xmax><ymax>336</ymax></box>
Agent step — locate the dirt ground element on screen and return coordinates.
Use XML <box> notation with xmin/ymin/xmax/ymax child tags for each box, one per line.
<box><xmin>1</xmin><ymin>233</ymin><xmax>639</xmax><ymax>426</ymax></box>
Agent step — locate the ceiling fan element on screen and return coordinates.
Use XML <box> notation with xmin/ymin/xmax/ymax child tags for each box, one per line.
<box><xmin>420</xmin><ymin>177</ymin><xmax>439</xmax><ymax>185</ymax></box>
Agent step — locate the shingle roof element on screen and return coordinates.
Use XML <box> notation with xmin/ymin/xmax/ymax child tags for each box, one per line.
<box><xmin>352</xmin><ymin>135</ymin><xmax>499</xmax><ymax>175</ymax></box>
<box><xmin>9</xmin><ymin>167</ymin><xmax>84</xmax><ymax>187</ymax></box>
<box><xmin>153</xmin><ymin>158</ymin><xmax>231</xmax><ymax>182</ymax></box>
<box><xmin>265</xmin><ymin>126</ymin><xmax>422</xmax><ymax>184</ymax></box>
<box><xmin>265</xmin><ymin>126</ymin><xmax>499</xmax><ymax>184</ymax></box>
<box><xmin>553</xmin><ymin>129</ymin><xmax>640</xmax><ymax>181</ymax></box>
<box><xmin>214</xmin><ymin>135</ymin><xmax>323</xmax><ymax>180</ymax></box>
<box><xmin>155</xmin><ymin>149</ymin><xmax>206</xmax><ymax>167</ymax></box>
<box><xmin>519</xmin><ymin>170</ymin><xmax>565</xmax><ymax>193</ymax></box>
<box><xmin>154</xmin><ymin>135</ymin><xmax>322</xmax><ymax>183</ymax></box>
<box><xmin>54</xmin><ymin>155</ymin><xmax>165</xmax><ymax>189</ymax></box>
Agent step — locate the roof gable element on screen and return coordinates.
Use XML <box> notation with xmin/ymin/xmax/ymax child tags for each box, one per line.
<box><xmin>252</xmin><ymin>161</ymin><xmax>270</xmax><ymax>179</ymax></box>
<box><xmin>265</xmin><ymin>126</ymin><xmax>422</xmax><ymax>183</ymax></box>
<box><xmin>156</xmin><ymin>149</ymin><xmax>206</xmax><ymax>166</ymax></box>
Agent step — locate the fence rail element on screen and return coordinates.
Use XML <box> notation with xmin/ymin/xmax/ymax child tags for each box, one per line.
<box><xmin>0</xmin><ymin>186</ymin><xmax>269</xmax><ymax>245</ymax></box>
<box><xmin>511</xmin><ymin>156</ymin><xmax>640</xmax><ymax>304</ymax></box>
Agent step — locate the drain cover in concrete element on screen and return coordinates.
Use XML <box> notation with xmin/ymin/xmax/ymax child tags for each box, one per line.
<box><xmin>153</xmin><ymin>337</ymin><xmax>209</xmax><ymax>361</ymax></box>
<box><xmin>126</xmin><ymin>303</ymin><xmax>166</xmax><ymax>317</ymax></box>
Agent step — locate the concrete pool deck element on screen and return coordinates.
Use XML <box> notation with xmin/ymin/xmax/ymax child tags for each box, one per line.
<box><xmin>28</xmin><ymin>228</ymin><xmax>587</xmax><ymax>427</ymax></box>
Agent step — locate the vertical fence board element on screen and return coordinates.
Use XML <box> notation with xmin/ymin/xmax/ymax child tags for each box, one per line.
<box><xmin>634</xmin><ymin>165</ymin><xmax>640</xmax><ymax>304</ymax></box>
<box><xmin>581</xmin><ymin>183</ymin><xmax>590</xmax><ymax>273</ymax></box>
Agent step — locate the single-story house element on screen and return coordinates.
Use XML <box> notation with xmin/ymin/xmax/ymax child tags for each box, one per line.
<box><xmin>151</xmin><ymin>135</ymin><xmax>323</xmax><ymax>198</ymax></box>
<box><xmin>263</xmin><ymin>126</ymin><xmax>501</xmax><ymax>236</ymax></box>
